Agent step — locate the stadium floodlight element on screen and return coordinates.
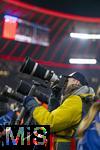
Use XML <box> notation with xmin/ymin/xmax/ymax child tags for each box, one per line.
<box><xmin>70</xmin><ymin>32</ymin><xmax>100</xmax><ymax>39</ymax></box>
<box><xmin>69</xmin><ymin>58</ymin><xmax>97</xmax><ymax>64</ymax></box>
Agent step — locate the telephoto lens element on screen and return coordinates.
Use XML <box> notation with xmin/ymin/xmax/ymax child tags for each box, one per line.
<box><xmin>17</xmin><ymin>80</ymin><xmax>49</xmax><ymax>104</ymax></box>
<box><xmin>17</xmin><ymin>80</ymin><xmax>31</xmax><ymax>95</ymax></box>
<box><xmin>1</xmin><ymin>85</ymin><xmax>24</xmax><ymax>103</ymax></box>
<box><xmin>20</xmin><ymin>57</ymin><xmax>59</xmax><ymax>83</ymax></box>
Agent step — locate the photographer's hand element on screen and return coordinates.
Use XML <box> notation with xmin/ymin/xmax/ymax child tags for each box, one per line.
<box><xmin>23</xmin><ymin>96</ymin><xmax>41</xmax><ymax>114</ymax></box>
<box><xmin>48</xmin><ymin>83</ymin><xmax>62</xmax><ymax>111</ymax></box>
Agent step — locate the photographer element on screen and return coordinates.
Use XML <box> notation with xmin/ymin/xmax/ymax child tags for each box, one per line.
<box><xmin>23</xmin><ymin>72</ymin><xmax>95</xmax><ymax>150</ymax></box>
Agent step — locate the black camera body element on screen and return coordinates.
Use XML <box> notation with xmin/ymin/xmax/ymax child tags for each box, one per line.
<box><xmin>1</xmin><ymin>80</ymin><xmax>49</xmax><ymax>104</ymax></box>
<box><xmin>17</xmin><ymin>80</ymin><xmax>49</xmax><ymax>104</ymax></box>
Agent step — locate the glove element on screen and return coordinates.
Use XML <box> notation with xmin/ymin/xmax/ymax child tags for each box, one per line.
<box><xmin>49</xmin><ymin>83</ymin><xmax>62</xmax><ymax>111</ymax></box>
<box><xmin>23</xmin><ymin>96</ymin><xmax>40</xmax><ymax>113</ymax></box>
<box><xmin>51</xmin><ymin>83</ymin><xmax>62</xmax><ymax>97</ymax></box>
<box><xmin>0</xmin><ymin>110</ymin><xmax>14</xmax><ymax>125</ymax></box>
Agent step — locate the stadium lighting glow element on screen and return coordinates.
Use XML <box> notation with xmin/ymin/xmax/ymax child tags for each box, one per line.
<box><xmin>69</xmin><ymin>58</ymin><xmax>97</xmax><ymax>64</ymax></box>
<box><xmin>70</xmin><ymin>32</ymin><xmax>100</xmax><ymax>39</ymax></box>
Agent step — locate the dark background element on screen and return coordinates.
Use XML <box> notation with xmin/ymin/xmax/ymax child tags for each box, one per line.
<box><xmin>0</xmin><ymin>0</ymin><xmax>100</xmax><ymax>92</ymax></box>
<box><xmin>21</xmin><ymin>0</ymin><xmax>100</xmax><ymax>17</ymax></box>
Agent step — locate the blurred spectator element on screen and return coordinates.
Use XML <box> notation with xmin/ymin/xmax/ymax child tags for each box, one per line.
<box><xmin>96</xmin><ymin>86</ymin><xmax>100</xmax><ymax>99</ymax></box>
<box><xmin>77</xmin><ymin>101</ymin><xmax>100</xmax><ymax>150</ymax></box>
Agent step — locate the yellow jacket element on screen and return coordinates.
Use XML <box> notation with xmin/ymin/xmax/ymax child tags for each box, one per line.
<box><xmin>33</xmin><ymin>95</ymin><xmax>82</xmax><ymax>142</ymax></box>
